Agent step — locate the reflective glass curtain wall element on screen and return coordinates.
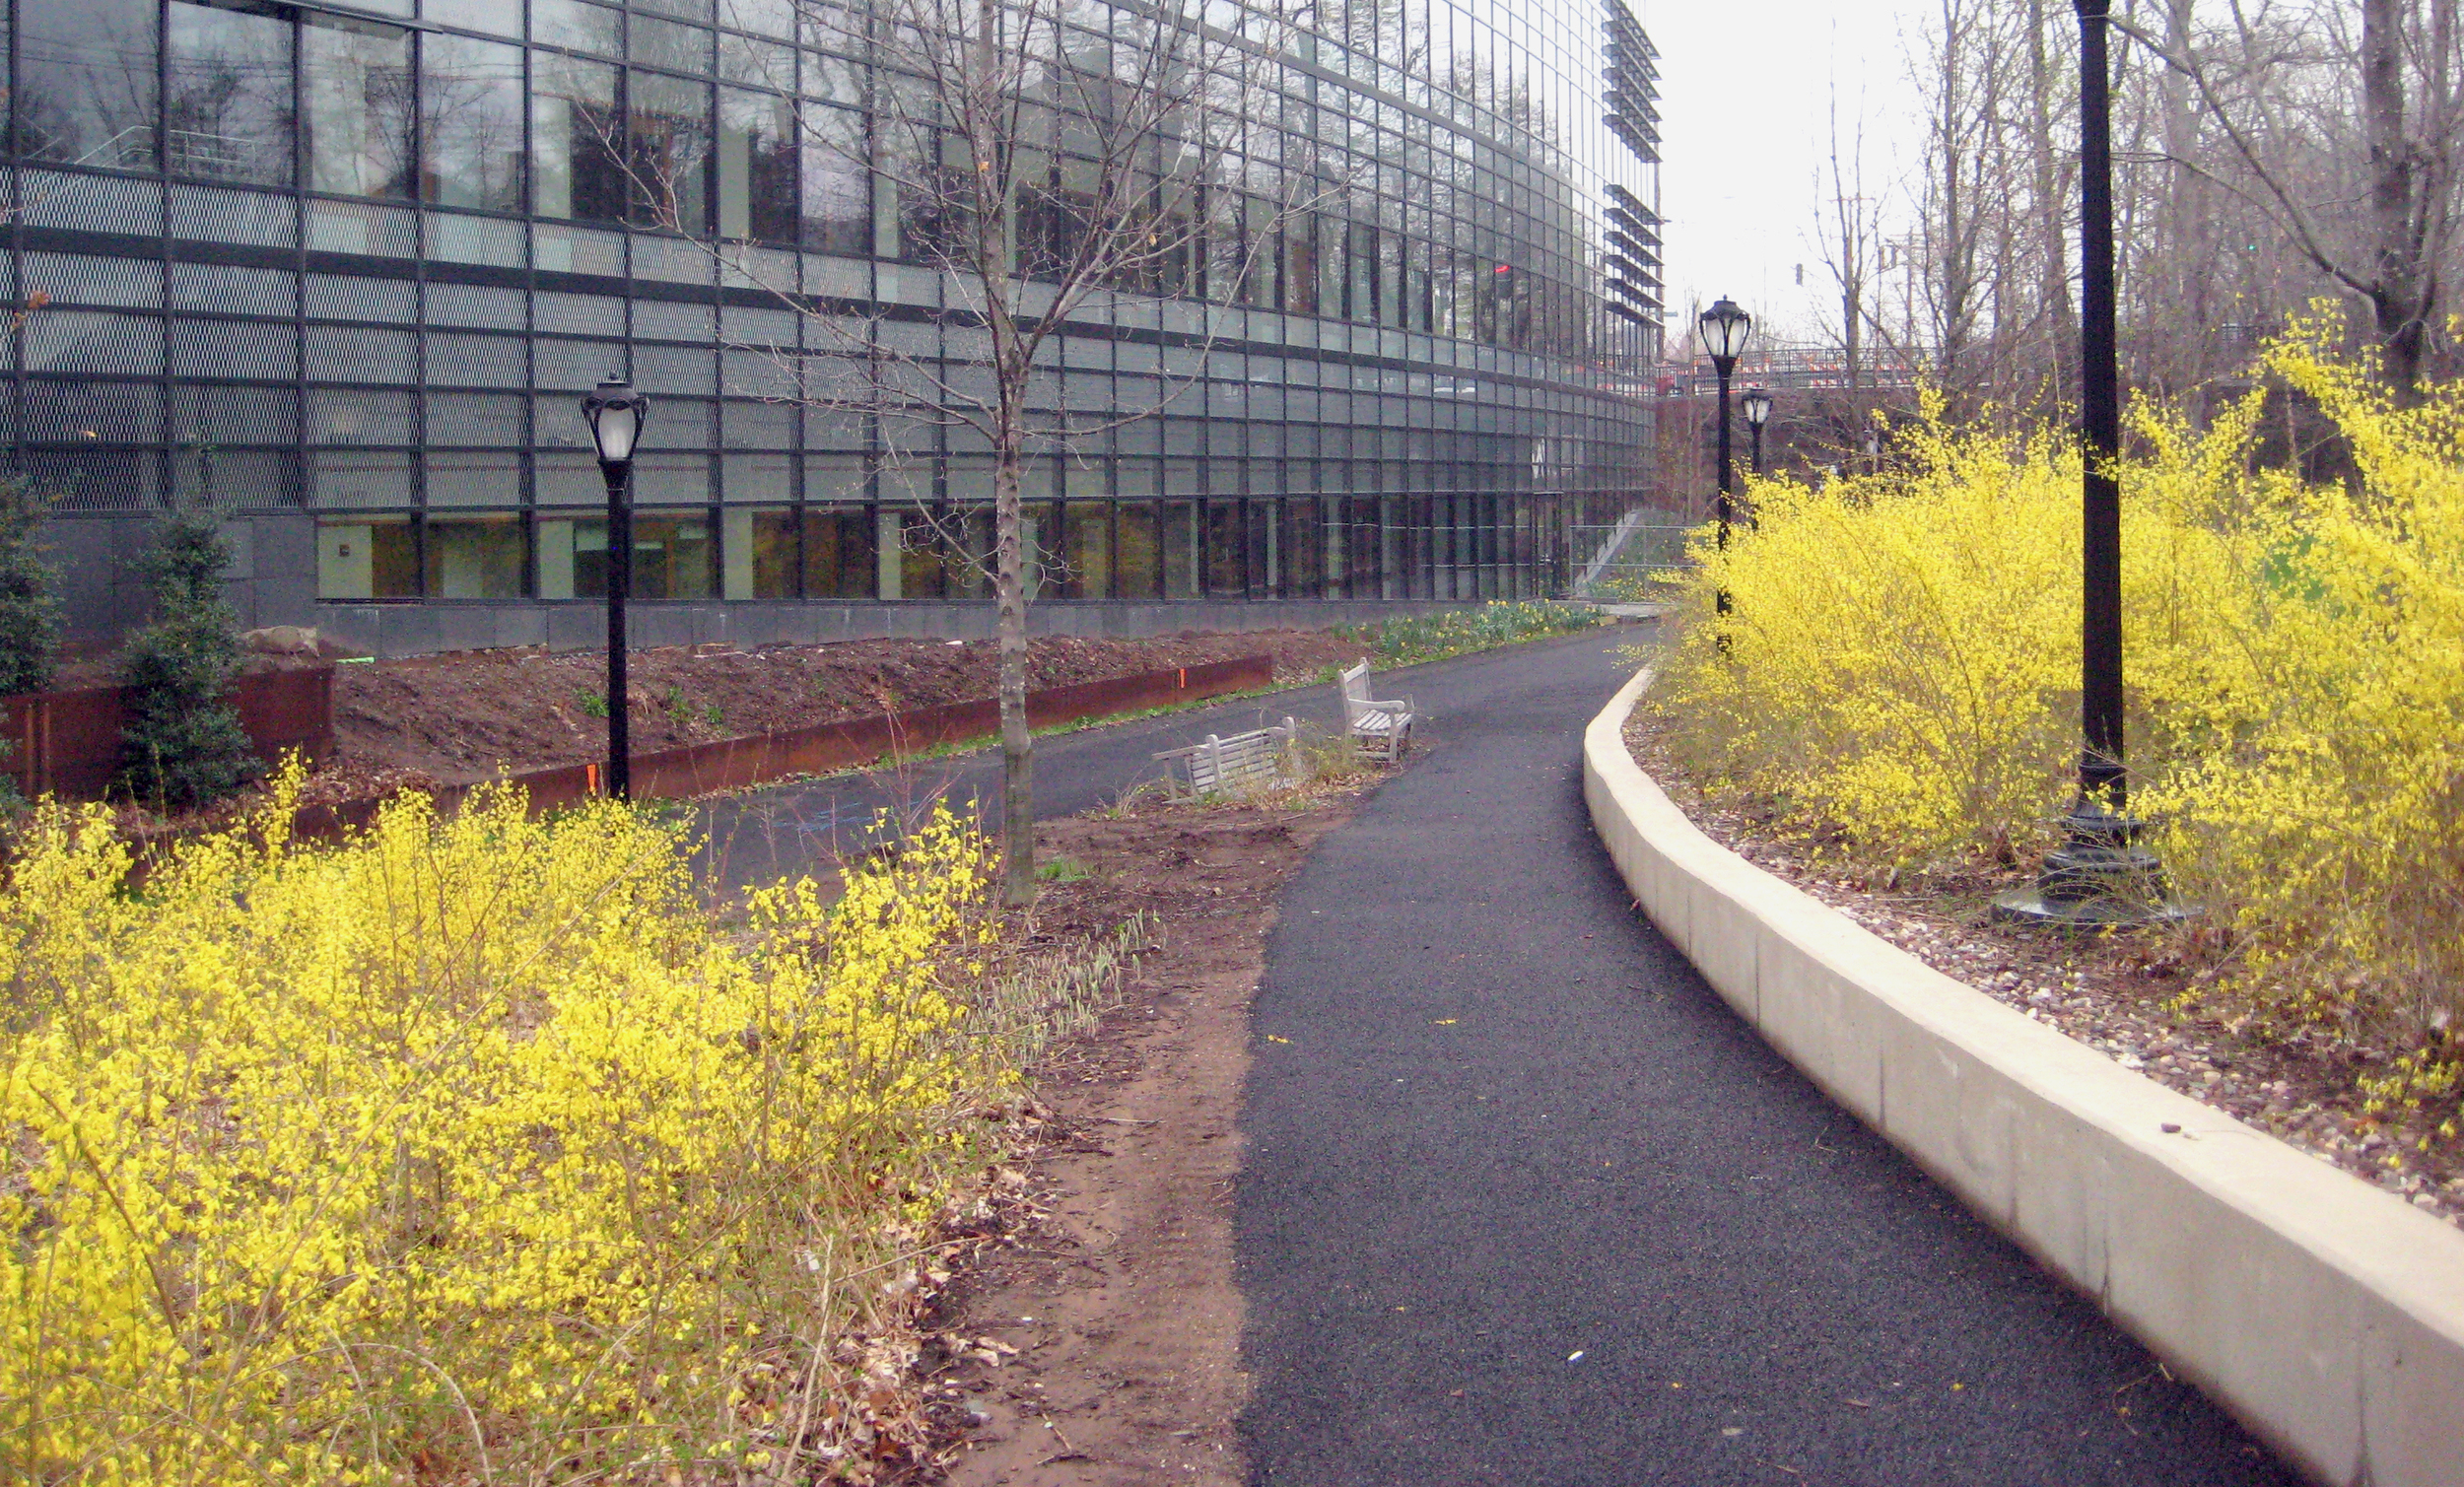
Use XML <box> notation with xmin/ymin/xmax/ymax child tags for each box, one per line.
<box><xmin>4</xmin><ymin>0</ymin><xmax>1654</xmax><ymax>612</ymax></box>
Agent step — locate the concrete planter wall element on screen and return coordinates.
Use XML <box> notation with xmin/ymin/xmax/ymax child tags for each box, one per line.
<box><xmin>1583</xmin><ymin>666</ymin><xmax>2464</xmax><ymax>1487</ymax></box>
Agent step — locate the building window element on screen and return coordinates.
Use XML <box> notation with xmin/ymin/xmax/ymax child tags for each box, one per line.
<box><xmin>717</xmin><ymin>86</ymin><xmax>796</xmax><ymax>241</ymax></box>
<box><xmin>533</xmin><ymin>53</ymin><xmax>625</xmax><ymax>224</ymax></box>
<box><xmin>303</xmin><ymin>13</ymin><xmax>413</xmax><ymax>199</ymax></box>
<box><xmin>560</xmin><ymin>512</ymin><xmax>714</xmax><ymax>600</ymax></box>
<box><xmin>18</xmin><ymin>0</ymin><xmax>160</xmax><ymax>170</ymax></box>
<box><xmin>318</xmin><ymin>515</ymin><xmax>419</xmax><ymax>599</ymax></box>
<box><xmin>167</xmin><ymin>0</ymin><xmax>296</xmax><ymax>187</ymax></box>
<box><xmin>423</xmin><ymin>34</ymin><xmax>526</xmax><ymax>212</ymax></box>
<box><xmin>424</xmin><ymin>514</ymin><xmax>526</xmax><ymax>597</ymax></box>
<box><xmin>628</xmin><ymin>70</ymin><xmax>714</xmax><ymax>235</ymax></box>
<box><xmin>802</xmin><ymin>504</ymin><xmax>873</xmax><ymax>599</ymax></box>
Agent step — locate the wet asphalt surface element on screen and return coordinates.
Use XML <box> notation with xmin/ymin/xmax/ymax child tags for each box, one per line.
<box><xmin>697</xmin><ymin>625</ymin><xmax>2294</xmax><ymax>1484</ymax></box>
<box><xmin>1231</xmin><ymin>628</ymin><xmax>2295</xmax><ymax>1486</ymax></box>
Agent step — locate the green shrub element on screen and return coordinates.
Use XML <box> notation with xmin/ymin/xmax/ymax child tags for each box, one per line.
<box><xmin>1343</xmin><ymin>600</ymin><xmax>1605</xmax><ymax>666</ymax></box>
<box><xmin>1649</xmin><ymin>310</ymin><xmax>2464</xmax><ymax>1127</ymax></box>
<box><xmin>113</xmin><ymin>508</ymin><xmax>260</xmax><ymax>809</ymax></box>
<box><xmin>0</xmin><ymin>472</ymin><xmax>61</xmax><ymax>696</ymax></box>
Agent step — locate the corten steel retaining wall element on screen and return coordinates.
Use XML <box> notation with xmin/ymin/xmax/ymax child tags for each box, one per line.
<box><xmin>0</xmin><ymin>667</ymin><xmax>335</xmax><ymax>799</ymax></box>
<box><xmin>287</xmin><ymin>653</ymin><xmax>1273</xmax><ymax>839</ymax></box>
<box><xmin>1584</xmin><ymin>667</ymin><xmax>2464</xmax><ymax>1487</ymax></box>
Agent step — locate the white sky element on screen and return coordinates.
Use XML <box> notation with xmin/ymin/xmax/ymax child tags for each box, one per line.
<box><xmin>1642</xmin><ymin>0</ymin><xmax>1938</xmax><ymax>352</ymax></box>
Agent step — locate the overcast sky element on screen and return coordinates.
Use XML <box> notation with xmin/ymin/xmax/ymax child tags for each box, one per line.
<box><xmin>1643</xmin><ymin>0</ymin><xmax>1937</xmax><ymax>353</ymax></box>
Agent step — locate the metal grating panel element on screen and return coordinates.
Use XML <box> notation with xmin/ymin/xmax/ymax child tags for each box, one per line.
<box><xmin>170</xmin><ymin>185</ymin><xmax>298</xmax><ymax>248</ymax></box>
<box><xmin>173</xmin><ymin>447</ymin><xmax>302</xmax><ymax>509</ymax></box>
<box><xmin>631</xmin><ymin>237</ymin><xmax>716</xmax><ymax>285</ymax></box>
<box><xmin>26</xmin><ymin>312</ymin><xmax>166</xmax><ymax>376</ymax></box>
<box><xmin>173</xmin><ymin>384</ymin><xmax>301</xmax><ymax>445</ymax></box>
<box><xmin>171</xmin><ymin>262</ymin><xmax>297</xmax><ymax>317</ymax></box>
<box><xmin>307</xmin><ymin>388</ymin><xmax>415</xmax><ymax>444</ymax></box>
<box><xmin>425</xmin><ymin>282</ymin><xmax>527</xmax><ymax>329</ymax></box>
<box><xmin>642</xmin><ymin>396</ymin><xmax>716</xmax><ymax>448</ymax></box>
<box><xmin>170</xmin><ymin>319</ymin><xmax>299</xmax><ymax>381</ymax></box>
<box><xmin>721</xmin><ymin>347</ymin><xmax>797</xmax><ymax>398</ymax></box>
<box><xmin>22</xmin><ymin>171</ymin><xmax>166</xmax><ymax>237</ymax></box>
<box><xmin>424</xmin><ymin>332</ymin><xmax>528</xmax><ymax>387</ymax></box>
<box><xmin>306</xmin><ymin>325</ymin><xmax>416</xmax><ymax>384</ymax></box>
<box><xmin>533</xmin><ymin>225</ymin><xmax>626</xmax><ymax>277</ymax></box>
<box><xmin>633</xmin><ymin>343</ymin><xmax>716</xmax><ymax>394</ymax></box>
<box><xmin>306</xmin><ymin>274</ymin><xmax>417</xmax><ymax>323</ymax></box>
<box><xmin>23</xmin><ymin>380</ymin><xmax>163</xmax><ymax>443</ymax></box>
<box><xmin>536</xmin><ymin>292</ymin><xmax>626</xmax><ymax>336</ymax></box>
<box><xmin>22</xmin><ymin>448</ymin><xmax>160</xmax><ymax>512</ymax></box>
<box><xmin>426</xmin><ymin>392</ymin><xmax>528</xmax><ymax>447</ymax></box>
<box><xmin>427</xmin><ymin>213</ymin><xmax>527</xmax><ymax>268</ymax></box>
<box><xmin>633</xmin><ymin>299</ymin><xmax>717</xmax><ymax>342</ymax></box>
<box><xmin>22</xmin><ymin>253</ymin><xmax>164</xmax><ymax>310</ymax></box>
<box><xmin>306</xmin><ymin>199</ymin><xmax>421</xmax><ymax>259</ymax></box>
<box><xmin>532</xmin><ymin>338</ymin><xmax>626</xmax><ymax>390</ymax></box>
<box><xmin>720</xmin><ymin>304</ymin><xmax>798</xmax><ymax>346</ymax></box>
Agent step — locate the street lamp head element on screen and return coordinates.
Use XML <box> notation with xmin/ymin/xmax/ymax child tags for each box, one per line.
<box><xmin>1697</xmin><ymin>297</ymin><xmax>1752</xmax><ymax>371</ymax></box>
<box><xmin>1741</xmin><ymin>385</ymin><xmax>1772</xmax><ymax>428</ymax></box>
<box><xmin>581</xmin><ymin>378</ymin><xmax>650</xmax><ymax>464</ymax></box>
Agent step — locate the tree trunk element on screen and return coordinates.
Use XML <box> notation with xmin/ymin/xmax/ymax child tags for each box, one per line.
<box><xmin>993</xmin><ymin>415</ymin><xmax>1035</xmax><ymax>907</ymax></box>
<box><xmin>2364</xmin><ymin>0</ymin><xmax>2428</xmax><ymax>398</ymax></box>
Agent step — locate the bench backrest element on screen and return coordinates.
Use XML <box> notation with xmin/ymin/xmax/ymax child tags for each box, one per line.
<box><xmin>1338</xmin><ymin>660</ymin><xmax>1371</xmax><ymax>703</ymax></box>
<box><xmin>1182</xmin><ymin>718</ymin><xmax>1298</xmax><ymax>795</ymax></box>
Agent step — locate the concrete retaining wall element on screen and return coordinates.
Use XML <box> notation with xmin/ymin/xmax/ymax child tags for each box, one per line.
<box><xmin>1583</xmin><ymin>666</ymin><xmax>2464</xmax><ymax>1487</ymax></box>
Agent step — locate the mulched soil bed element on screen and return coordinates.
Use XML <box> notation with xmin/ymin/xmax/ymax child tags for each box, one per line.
<box><xmin>333</xmin><ymin>631</ymin><xmax>1373</xmax><ymax>782</ymax></box>
<box><xmin>1623</xmin><ymin>710</ymin><xmax>2464</xmax><ymax>1231</ymax></box>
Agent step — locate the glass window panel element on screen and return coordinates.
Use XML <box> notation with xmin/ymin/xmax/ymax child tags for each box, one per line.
<box><xmin>629</xmin><ymin>71</ymin><xmax>714</xmax><ymax>235</ymax></box>
<box><xmin>631</xmin><ymin>14</ymin><xmax>714</xmax><ymax>73</ymax></box>
<box><xmin>18</xmin><ymin>0</ymin><xmax>159</xmax><ymax>170</ymax></box>
<box><xmin>801</xmin><ymin>505</ymin><xmax>873</xmax><ymax>598</ymax></box>
<box><xmin>718</xmin><ymin>87</ymin><xmax>798</xmax><ymax>241</ymax></box>
<box><xmin>1282</xmin><ymin>496</ymin><xmax>1321</xmax><ymax>597</ymax></box>
<box><xmin>945</xmin><ymin>505</ymin><xmax>992</xmax><ymax>599</ymax></box>
<box><xmin>423</xmin><ymin>514</ymin><xmax>526</xmax><ymax>596</ymax></box>
<box><xmin>1116</xmin><ymin>502</ymin><xmax>1160</xmax><ymax>600</ymax></box>
<box><xmin>1062</xmin><ymin>501</ymin><xmax>1111</xmax><ymax>599</ymax></box>
<box><xmin>1162</xmin><ymin>501</ymin><xmax>1199</xmax><ymax>599</ymax></box>
<box><xmin>735</xmin><ymin>507</ymin><xmax>798</xmax><ymax>597</ymax></box>
<box><xmin>886</xmin><ymin>507</ymin><xmax>942</xmax><ymax>599</ymax></box>
<box><xmin>167</xmin><ymin>0</ymin><xmax>295</xmax><ymax>187</ymax></box>
<box><xmin>720</xmin><ymin>0</ymin><xmax>794</xmax><ymax>37</ymax></box>
<box><xmin>318</xmin><ymin>515</ymin><xmax>419</xmax><ymax>598</ymax></box>
<box><xmin>423</xmin><ymin>0</ymin><xmax>519</xmax><ymax>36</ymax></box>
<box><xmin>533</xmin><ymin>53</ymin><xmax>624</xmax><ymax>224</ymax></box>
<box><xmin>718</xmin><ymin>31</ymin><xmax>794</xmax><ymax>89</ymax></box>
<box><xmin>565</xmin><ymin>512</ymin><xmax>713</xmax><ymax>598</ymax></box>
<box><xmin>531</xmin><ymin>0</ymin><xmax>622</xmax><ymax>53</ymax></box>
<box><xmin>304</xmin><ymin>14</ymin><xmax>413</xmax><ymax>198</ymax></box>
<box><xmin>423</xmin><ymin>34</ymin><xmax>525</xmax><ymax>211</ymax></box>
<box><xmin>799</xmin><ymin>102</ymin><xmax>870</xmax><ymax>254</ymax></box>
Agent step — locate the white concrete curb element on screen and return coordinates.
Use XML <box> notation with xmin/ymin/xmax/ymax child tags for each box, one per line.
<box><xmin>1584</xmin><ymin>666</ymin><xmax>2464</xmax><ymax>1487</ymax></box>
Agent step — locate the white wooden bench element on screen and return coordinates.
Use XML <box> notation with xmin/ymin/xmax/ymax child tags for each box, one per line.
<box><xmin>1152</xmin><ymin>717</ymin><xmax>1301</xmax><ymax>799</ymax></box>
<box><xmin>1337</xmin><ymin>660</ymin><xmax>1415</xmax><ymax>761</ymax></box>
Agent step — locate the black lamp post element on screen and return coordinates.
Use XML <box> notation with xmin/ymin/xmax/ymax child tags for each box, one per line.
<box><xmin>1698</xmin><ymin>297</ymin><xmax>1752</xmax><ymax>618</ymax></box>
<box><xmin>1993</xmin><ymin>0</ymin><xmax>2186</xmax><ymax>926</ymax></box>
<box><xmin>581</xmin><ymin>378</ymin><xmax>649</xmax><ymax>802</ymax></box>
<box><xmin>1742</xmin><ymin>385</ymin><xmax>1772</xmax><ymax>478</ymax></box>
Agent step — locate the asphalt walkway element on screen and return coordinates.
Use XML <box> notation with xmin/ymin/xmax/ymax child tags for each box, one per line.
<box><xmin>1232</xmin><ymin>629</ymin><xmax>2294</xmax><ymax>1486</ymax></box>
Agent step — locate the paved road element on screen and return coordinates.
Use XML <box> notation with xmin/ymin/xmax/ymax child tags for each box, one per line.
<box><xmin>1233</xmin><ymin>629</ymin><xmax>2294</xmax><ymax>1486</ymax></box>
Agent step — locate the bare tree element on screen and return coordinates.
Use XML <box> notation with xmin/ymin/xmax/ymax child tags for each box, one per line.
<box><xmin>2119</xmin><ymin>0</ymin><xmax>2464</xmax><ymax>397</ymax></box>
<box><xmin>690</xmin><ymin>0</ymin><xmax>1310</xmax><ymax>903</ymax></box>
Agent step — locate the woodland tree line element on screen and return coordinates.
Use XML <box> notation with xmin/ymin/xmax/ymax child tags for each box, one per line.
<box><xmin>1770</xmin><ymin>0</ymin><xmax>2461</xmax><ymax>473</ymax></box>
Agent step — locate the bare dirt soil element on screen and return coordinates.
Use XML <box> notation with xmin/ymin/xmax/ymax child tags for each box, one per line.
<box><xmin>1622</xmin><ymin>710</ymin><xmax>2464</xmax><ymax>1229</ymax></box>
<box><xmin>329</xmin><ymin>632</ymin><xmax>1373</xmax><ymax>784</ymax></box>
<box><xmin>911</xmin><ymin>787</ymin><xmax>1368</xmax><ymax>1486</ymax></box>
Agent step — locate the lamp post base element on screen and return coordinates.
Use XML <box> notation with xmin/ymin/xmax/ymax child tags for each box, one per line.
<box><xmin>1991</xmin><ymin>802</ymin><xmax>2199</xmax><ymax>930</ymax></box>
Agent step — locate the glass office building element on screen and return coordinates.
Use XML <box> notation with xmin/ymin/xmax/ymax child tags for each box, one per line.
<box><xmin>6</xmin><ymin>0</ymin><xmax>1660</xmax><ymax>652</ymax></box>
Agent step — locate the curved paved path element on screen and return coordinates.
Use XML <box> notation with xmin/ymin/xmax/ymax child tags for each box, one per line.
<box><xmin>1233</xmin><ymin>629</ymin><xmax>2293</xmax><ymax>1485</ymax></box>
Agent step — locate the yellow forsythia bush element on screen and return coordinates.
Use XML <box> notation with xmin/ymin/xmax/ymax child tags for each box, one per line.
<box><xmin>0</xmin><ymin>775</ymin><xmax>1001</xmax><ymax>1482</ymax></box>
<box><xmin>1654</xmin><ymin>311</ymin><xmax>2464</xmax><ymax>1107</ymax></box>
